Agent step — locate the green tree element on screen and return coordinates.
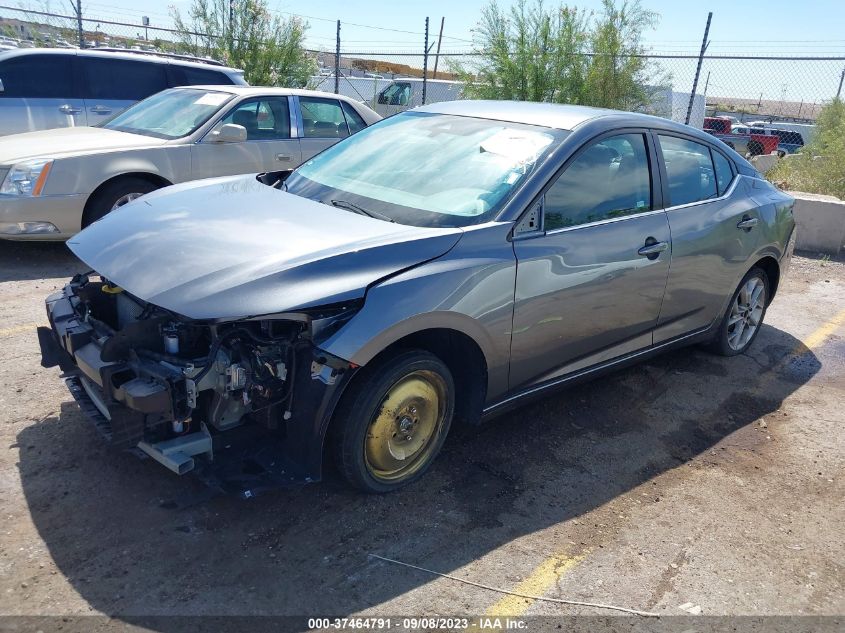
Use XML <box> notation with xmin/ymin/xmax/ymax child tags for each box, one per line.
<box><xmin>171</xmin><ymin>0</ymin><xmax>316</xmax><ymax>87</ymax></box>
<box><xmin>459</xmin><ymin>0</ymin><xmax>662</xmax><ymax>112</ymax></box>
<box><xmin>768</xmin><ymin>99</ymin><xmax>845</xmax><ymax>199</ymax></box>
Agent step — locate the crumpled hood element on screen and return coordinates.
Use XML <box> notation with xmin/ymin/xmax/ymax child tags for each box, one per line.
<box><xmin>67</xmin><ymin>175</ymin><xmax>463</xmax><ymax>320</ymax></box>
<box><xmin>0</xmin><ymin>127</ymin><xmax>166</xmax><ymax>164</ymax></box>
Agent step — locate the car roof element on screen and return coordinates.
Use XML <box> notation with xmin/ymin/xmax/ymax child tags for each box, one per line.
<box><xmin>0</xmin><ymin>47</ymin><xmax>241</xmax><ymax>72</ymax></box>
<box><xmin>415</xmin><ymin>100</ymin><xmax>706</xmax><ymax>135</ymax></box>
<box><xmin>177</xmin><ymin>85</ymin><xmax>364</xmax><ymax>101</ymax></box>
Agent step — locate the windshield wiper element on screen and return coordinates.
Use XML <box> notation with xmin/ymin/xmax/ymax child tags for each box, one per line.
<box><xmin>330</xmin><ymin>199</ymin><xmax>395</xmax><ymax>223</ymax></box>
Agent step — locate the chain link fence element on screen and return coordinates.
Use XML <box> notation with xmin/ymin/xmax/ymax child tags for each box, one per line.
<box><xmin>2</xmin><ymin>4</ymin><xmax>844</xmax><ymax>130</ymax></box>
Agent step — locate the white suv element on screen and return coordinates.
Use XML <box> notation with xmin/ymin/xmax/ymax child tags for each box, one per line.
<box><xmin>0</xmin><ymin>48</ymin><xmax>247</xmax><ymax>136</ymax></box>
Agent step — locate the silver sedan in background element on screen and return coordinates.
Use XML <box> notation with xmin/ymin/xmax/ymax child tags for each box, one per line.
<box><xmin>38</xmin><ymin>101</ymin><xmax>795</xmax><ymax>494</ymax></box>
<box><xmin>0</xmin><ymin>86</ymin><xmax>380</xmax><ymax>239</ymax></box>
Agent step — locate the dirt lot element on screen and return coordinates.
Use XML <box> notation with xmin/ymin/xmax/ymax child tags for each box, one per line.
<box><xmin>0</xmin><ymin>242</ymin><xmax>843</xmax><ymax>631</ymax></box>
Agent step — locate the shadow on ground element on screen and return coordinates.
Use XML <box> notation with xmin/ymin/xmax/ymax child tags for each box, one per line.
<box><xmin>0</xmin><ymin>242</ymin><xmax>84</xmax><ymax>282</ymax></box>
<box><xmin>17</xmin><ymin>323</ymin><xmax>819</xmax><ymax>626</ymax></box>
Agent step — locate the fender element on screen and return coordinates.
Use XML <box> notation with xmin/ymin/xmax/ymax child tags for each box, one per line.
<box><xmin>319</xmin><ymin>223</ymin><xmax>518</xmax><ymax>404</ymax></box>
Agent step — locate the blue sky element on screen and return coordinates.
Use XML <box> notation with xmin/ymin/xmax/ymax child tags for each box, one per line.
<box><xmin>72</xmin><ymin>0</ymin><xmax>845</xmax><ymax>55</ymax></box>
<box><xmin>34</xmin><ymin>0</ymin><xmax>845</xmax><ymax>103</ymax></box>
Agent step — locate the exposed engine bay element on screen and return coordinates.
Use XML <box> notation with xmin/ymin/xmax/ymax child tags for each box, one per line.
<box><xmin>40</xmin><ymin>272</ymin><xmax>358</xmax><ymax>488</ymax></box>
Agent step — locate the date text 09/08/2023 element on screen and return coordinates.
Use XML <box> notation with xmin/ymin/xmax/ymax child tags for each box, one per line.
<box><xmin>307</xmin><ymin>617</ymin><xmax>528</xmax><ymax>630</ymax></box>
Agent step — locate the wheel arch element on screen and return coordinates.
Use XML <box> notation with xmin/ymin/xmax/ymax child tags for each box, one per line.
<box><xmin>82</xmin><ymin>172</ymin><xmax>173</xmax><ymax>224</ymax></box>
<box><xmin>752</xmin><ymin>254</ymin><xmax>781</xmax><ymax>304</ymax></box>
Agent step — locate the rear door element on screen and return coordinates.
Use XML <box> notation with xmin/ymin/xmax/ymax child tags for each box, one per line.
<box><xmin>297</xmin><ymin>96</ymin><xmax>353</xmax><ymax>161</ymax></box>
<box><xmin>191</xmin><ymin>95</ymin><xmax>301</xmax><ymax>179</ymax></box>
<box><xmin>652</xmin><ymin>133</ymin><xmax>761</xmax><ymax>343</ymax></box>
<box><xmin>509</xmin><ymin>130</ymin><xmax>671</xmax><ymax>390</ymax></box>
<box><xmin>80</xmin><ymin>57</ymin><xmax>168</xmax><ymax>121</ymax></box>
<box><xmin>0</xmin><ymin>53</ymin><xmax>84</xmax><ymax>135</ymax></box>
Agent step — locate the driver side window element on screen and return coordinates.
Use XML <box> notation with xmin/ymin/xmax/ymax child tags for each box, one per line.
<box><xmin>544</xmin><ymin>133</ymin><xmax>652</xmax><ymax>231</ymax></box>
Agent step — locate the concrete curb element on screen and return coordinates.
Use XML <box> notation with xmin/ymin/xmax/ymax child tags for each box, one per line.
<box><xmin>787</xmin><ymin>191</ymin><xmax>845</xmax><ymax>255</ymax></box>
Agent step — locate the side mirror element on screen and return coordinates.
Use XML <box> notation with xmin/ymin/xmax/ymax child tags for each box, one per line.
<box><xmin>209</xmin><ymin>123</ymin><xmax>247</xmax><ymax>143</ymax></box>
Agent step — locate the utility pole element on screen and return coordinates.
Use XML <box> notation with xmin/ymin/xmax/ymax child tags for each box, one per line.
<box><xmin>685</xmin><ymin>11</ymin><xmax>712</xmax><ymax>125</ymax></box>
<box><xmin>75</xmin><ymin>0</ymin><xmax>83</xmax><ymax>48</ymax></box>
<box><xmin>433</xmin><ymin>17</ymin><xmax>445</xmax><ymax>80</ymax></box>
<box><xmin>422</xmin><ymin>17</ymin><xmax>429</xmax><ymax>106</ymax></box>
<box><xmin>334</xmin><ymin>20</ymin><xmax>340</xmax><ymax>95</ymax></box>
<box><xmin>229</xmin><ymin>0</ymin><xmax>234</xmax><ymax>49</ymax></box>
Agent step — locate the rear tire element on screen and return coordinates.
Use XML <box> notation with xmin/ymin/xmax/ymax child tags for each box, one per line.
<box><xmin>332</xmin><ymin>350</ymin><xmax>455</xmax><ymax>493</ymax></box>
<box><xmin>707</xmin><ymin>267</ymin><xmax>769</xmax><ymax>357</ymax></box>
<box><xmin>82</xmin><ymin>177</ymin><xmax>160</xmax><ymax>228</ymax></box>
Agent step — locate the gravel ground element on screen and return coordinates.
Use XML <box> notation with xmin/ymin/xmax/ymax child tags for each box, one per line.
<box><xmin>0</xmin><ymin>242</ymin><xmax>843</xmax><ymax>631</ymax></box>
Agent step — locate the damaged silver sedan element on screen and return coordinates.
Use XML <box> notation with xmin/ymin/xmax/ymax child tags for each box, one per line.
<box><xmin>39</xmin><ymin>101</ymin><xmax>795</xmax><ymax>494</ymax></box>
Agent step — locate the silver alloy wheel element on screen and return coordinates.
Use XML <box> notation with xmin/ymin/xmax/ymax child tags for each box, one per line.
<box><xmin>110</xmin><ymin>192</ymin><xmax>144</xmax><ymax>211</ymax></box>
<box><xmin>727</xmin><ymin>276</ymin><xmax>766</xmax><ymax>351</ymax></box>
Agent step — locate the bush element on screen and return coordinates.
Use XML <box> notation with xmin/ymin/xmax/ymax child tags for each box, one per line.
<box><xmin>768</xmin><ymin>99</ymin><xmax>845</xmax><ymax>199</ymax></box>
<box><xmin>455</xmin><ymin>0</ymin><xmax>664</xmax><ymax>112</ymax></box>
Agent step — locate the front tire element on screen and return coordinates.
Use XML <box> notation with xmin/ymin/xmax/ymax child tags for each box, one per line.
<box><xmin>82</xmin><ymin>177</ymin><xmax>160</xmax><ymax>228</ymax></box>
<box><xmin>708</xmin><ymin>267</ymin><xmax>769</xmax><ymax>356</ymax></box>
<box><xmin>333</xmin><ymin>350</ymin><xmax>455</xmax><ymax>493</ymax></box>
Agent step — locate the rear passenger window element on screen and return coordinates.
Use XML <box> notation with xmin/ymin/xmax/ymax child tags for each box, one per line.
<box><xmin>341</xmin><ymin>101</ymin><xmax>367</xmax><ymax>134</ymax></box>
<box><xmin>83</xmin><ymin>58</ymin><xmax>167</xmax><ymax>101</ymax></box>
<box><xmin>658</xmin><ymin>135</ymin><xmax>718</xmax><ymax>206</ymax></box>
<box><xmin>544</xmin><ymin>133</ymin><xmax>652</xmax><ymax>230</ymax></box>
<box><xmin>300</xmin><ymin>97</ymin><xmax>349</xmax><ymax>138</ymax></box>
<box><xmin>0</xmin><ymin>54</ymin><xmax>75</xmax><ymax>98</ymax></box>
<box><xmin>712</xmin><ymin>150</ymin><xmax>734</xmax><ymax>196</ymax></box>
<box><xmin>169</xmin><ymin>66</ymin><xmax>234</xmax><ymax>87</ymax></box>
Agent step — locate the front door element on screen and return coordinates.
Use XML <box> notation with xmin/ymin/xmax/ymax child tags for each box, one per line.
<box><xmin>191</xmin><ymin>96</ymin><xmax>302</xmax><ymax>180</ymax></box>
<box><xmin>510</xmin><ymin>131</ymin><xmax>671</xmax><ymax>391</ymax></box>
<box><xmin>80</xmin><ymin>57</ymin><xmax>169</xmax><ymax>124</ymax></box>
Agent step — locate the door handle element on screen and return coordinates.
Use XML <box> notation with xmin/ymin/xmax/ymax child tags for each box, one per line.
<box><xmin>637</xmin><ymin>239</ymin><xmax>669</xmax><ymax>259</ymax></box>
<box><xmin>737</xmin><ymin>216</ymin><xmax>758</xmax><ymax>230</ymax></box>
<box><xmin>58</xmin><ymin>104</ymin><xmax>81</xmax><ymax>114</ymax></box>
<box><xmin>275</xmin><ymin>154</ymin><xmax>291</xmax><ymax>162</ymax></box>
<box><xmin>90</xmin><ymin>105</ymin><xmax>112</xmax><ymax>115</ymax></box>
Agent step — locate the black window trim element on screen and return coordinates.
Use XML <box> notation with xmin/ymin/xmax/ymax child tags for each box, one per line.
<box><xmin>514</xmin><ymin>126</ymin><xmax>663</xmax><ymax>239</ymax></box>
<box><xmin>652</xmin><ymin>129</ymin><xmax>739</xmax><ymax>211</ymax></box>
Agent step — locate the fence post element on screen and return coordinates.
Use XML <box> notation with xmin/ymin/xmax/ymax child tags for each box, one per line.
<box><xmin>76</xmin><ymin>0</ymin><xmax>84</xmax><ymax>48</ymax></box>
<box><xmin>837</xmin><ymin>67</ymin><xmax>844</xmax><ymax>100</ymax></box>
<box><xmin>334</xmin><ymin>20</ymin><xmax>340</xmax><ymax>95</ymax></box>
<box><xmin>685</xmin><ymin>11</ymin><xmax>712</xmax><ymax>126</ymax></box>
<box><xmin>422</xmin><ymin>17</ymin><xmax>429</xmax><ymax>106</ymax></box>
<box><xmin>433</xmin><ymin>17</ymin><xmax>445</xmax><ymax>80</ymax></box>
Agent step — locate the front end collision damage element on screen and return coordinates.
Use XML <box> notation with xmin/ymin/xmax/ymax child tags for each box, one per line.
<box><xmin>39</xmin><ymin>272</ymin><xmax>361</xmax><ymax>493</ymax></box>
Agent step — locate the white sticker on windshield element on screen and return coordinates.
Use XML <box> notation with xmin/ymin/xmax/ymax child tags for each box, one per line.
<box><xmin>480</xmin><ymin>129</ymin><xmax>554</xmax><ymax>165</ymax></box>
<box><xmin>193</xmin><ymin>93</ymin><xmax>230</xmax><ymax>106</ymax></box>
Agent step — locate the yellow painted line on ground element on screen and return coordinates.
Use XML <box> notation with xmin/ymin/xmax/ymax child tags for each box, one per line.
<box><xmin>0</xmin><ymin>322</ymin><xmax>39</xmax><ymax>338</ymax></box>
<box><xmin>479</xmin><ymin>309</ymin><xmax>845</xmax><ymax>620</ymax></box>
<box><xmin>485</xmin><ymin>551</ymin><xmax>587</xmax><ymax>618</ymax></box>
<box><xmin>800</xmin><ymin>307</ymin><xmax>845</xmax><ymax>351</ymax></box>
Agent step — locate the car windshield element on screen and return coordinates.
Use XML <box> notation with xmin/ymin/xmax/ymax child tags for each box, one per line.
<box><xmin>284</xmin><ymin>111</ymin><xmax>563</xmax><ymax>227</ymax></box>
<box><xmin>101</xmin><ymin>88</ymin><xmax>233</xmax><ymax>139</ymax></box>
